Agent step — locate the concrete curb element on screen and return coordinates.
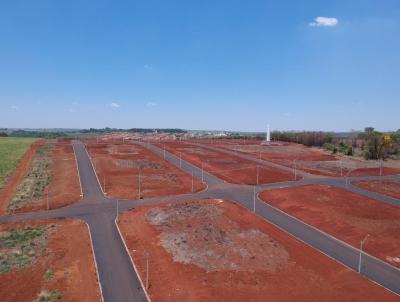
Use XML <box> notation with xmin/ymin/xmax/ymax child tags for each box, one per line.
<box><xmin>84</xmin><ymin>222</ymin><xmax>105</xmax><ymax>302</ymax></box>
<box><xmin>114</xmin><ymin>218</ymin><xmax>151</xmax><ymax>302</ymax></box>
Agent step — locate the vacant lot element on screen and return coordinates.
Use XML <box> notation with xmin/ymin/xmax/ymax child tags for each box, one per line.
<box><xmin>202</xmin><ymin>140</ymin><xmax>400</xmax><ymax>177</ymax></box>
<box><xmin>86</xmin><ymin>141</ymin><xmax>205</xmax><ymax>199</ymax></box>
<box><xmin>0</xmin><ymin>137</ymin><xmax>38</xmax><ymax>189</ymax></box>
<box><xmin>0</xmin><ymin>219</ymin><xmax>101</xmax><ymax>302</ymax></box>
<box><xmin>260</xmin><ymin>185</ymin><xmax>400</xmax><ymax>268</ymax></box>
<box><xmin>354</xmin><ymin>179</ymin><xmax>400</xmax><ymax>200</ymax></box>
<box><xmin>3</xmin><ymin>140</ymin><xmax>81</xmax><ymax>214</ymax></box>
<box><xmin>158</xmin><ymin>141</ymin><xmax>294</xmax><ymax>184</ymax></box>
<box><xmin>118</xmin><ymin>199</ymin><xmax>397</xmax><ymax>301</ymax></box>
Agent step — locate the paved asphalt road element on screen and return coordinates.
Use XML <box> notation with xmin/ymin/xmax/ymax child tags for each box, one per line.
<box><xmin>0</xmin><ymin>140</ymin><xmax>400</xmax><ymax>301</ymax></box>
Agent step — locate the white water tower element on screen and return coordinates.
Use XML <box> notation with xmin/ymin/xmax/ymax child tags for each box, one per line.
<box><xmin>266</xmin><ymin>125</ymin><xmax>271</xmax><ymax>142</ymax></box>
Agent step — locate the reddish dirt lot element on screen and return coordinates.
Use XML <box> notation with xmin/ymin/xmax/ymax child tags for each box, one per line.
<box><xmin>86</xmin><ymin>141</ymin><xmax>205</xmax><ymax>199</ymax></box>
<box><xmin>0</xmin><ymin>140</ymin><xmax>44</xmax><ymax>215</ymax></box>
<box><xmin>197</xmin><ymin>139</ymin><xmax>400</xmax><ymax>177</ymax></box>
<box><xmin>118</xmin><ymin>199</ymin><xmax>397</xmax><ymax>301</ymax></box>
<box><xmin>0</xmin><ymin>219</ymin><xmax>101</xmax><ymax>302</ymax></box>
<box><xmin>354</xmin><ymin>179</ymin><xmax>400</xmax><ymax>200</ymax></box>
<box><xmin>10</xmin><ymin>141</ymin><xmax>82</xmax><ymax>214</ymax></box>
<box><xmin>260</xmin><ymin>185</ymin><xmax>400</xmax><ymax>268</ymax></box>
<box><xmin>158</xmin><ymin>141</ymin><xmax>295</xmax><ymax>185</ymax></box>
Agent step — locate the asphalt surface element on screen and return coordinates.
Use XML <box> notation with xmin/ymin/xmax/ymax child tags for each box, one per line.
<box><xmin>0</xmin><ymin>140</ymin><xmax>400</xmax><ymax>300</ymax></box>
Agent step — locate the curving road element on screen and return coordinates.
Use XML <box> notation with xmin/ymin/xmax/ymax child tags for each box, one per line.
<box><xmin>0</xmin><ymin>140</ymin><xmax>399</xmax><ymax>300</ymax></box>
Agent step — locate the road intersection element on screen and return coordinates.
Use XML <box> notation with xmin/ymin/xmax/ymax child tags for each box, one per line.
<box><xmin>0</xmin><ymin>141</ymin><xmax>399</xmax><ymax>301</ymax></box>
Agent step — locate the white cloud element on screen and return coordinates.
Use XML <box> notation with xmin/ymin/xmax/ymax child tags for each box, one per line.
<box><xmin>146</xmin><ymin>101</ymin><xmax>157</xmax><ymax>107</ymax></box>
<box><xmin>144</xmin><ymin>64</ymin><xmax>153</xmax><ymax>70</ymax></box>
<box><xmin>309</xmin><ymin>17</ymin><xmax>338</xmax><ymax>27</ymax></box>
<box><xmin>10</xmin><ymin>105</ymin><xmax>18</xmax><ymax>110</ymax></box>
<box><xmin>110</xmin><ymin>102</ymin><xmax>120</xmax><ymax>108</ymax></box>
<box><xmin>68</xmin><ymin>108</ymin><xmax>76</xmax><ymax>113</ymax></box>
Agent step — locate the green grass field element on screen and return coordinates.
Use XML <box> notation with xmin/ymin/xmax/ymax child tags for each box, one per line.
<box><xmin>0</xmin><ymin>137</ymin><xmax>37</xmax><ymax>189</ymax></box>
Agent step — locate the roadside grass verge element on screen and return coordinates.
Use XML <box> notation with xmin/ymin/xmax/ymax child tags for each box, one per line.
<box><xmin>7</xmin><ymin>143</ymin><xmax>53</xmax><ymax>213</ymax></box>
<box><xmin>0</xmin><ymin>137</ymin><xmax>37</xmax><ymax>189</ymax></box>
<box><xmin>0</xmin><ymin>225</ymin><xmax>53</xmax><ymax>274</ymax></box>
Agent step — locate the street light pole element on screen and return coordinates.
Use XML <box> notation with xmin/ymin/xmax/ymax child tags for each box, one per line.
<box><xmin>46</xmin><ymin>187</ymin><xmax>49</xmax><ymax>210</ymax></box>
<box><xmin>358</xmin><ymin>234</ymin><xmax>369</xmax><ymax>273</ymax></box>
<box><xmin>253</xmin><ymin>186</ymin><xmax>256</xmax><ymax>213</ymax></box>
<box><xmin>146</xmin><ymin>253</ymin><xmax>149</xmax><ymax>290</ymax></box>
<box><xmin>138</xmin><ymin>172</ymin><xmax>141</xmax><ymax>199</ymax></box>
<box><xmin>256</xmin><ymin>165</ymin><xmax>259</xmax><ymax>185</ymax></box>
<box><xmin>116</xmin><ymin>200</ymin><xmax>119</xmax><ymax>223</ymax></box>
<box><xmin>191</xmin><ymin>171</ymin><xmax>194</xmax><ymax>192</ymax></box>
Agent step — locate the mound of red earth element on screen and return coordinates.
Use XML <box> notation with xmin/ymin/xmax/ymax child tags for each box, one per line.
<box><xmin>353</xmin><ymin>179</ymin><xmax>400</xmax><ymax>200</ymax></box>
<box><xmin>86</xmin><ymin>141</ymin><xmax>205</xmax><ymax>199</ymax></box>
<box><xmin>158</xmin><ymin>141</ymin><xmax>295</xmax><ymax>185</ymax></box>
<box><xmin>0</xmin><ymin>219</ymin><xmax>101</xmax><ymax>302</ymax></box>
<box><xmin>118</xmin><ymin>199</ymin><xmax>397</xmax><ymax>301</ymax></box>
<box><xmin>260</xmin><ymin>185</ymin><xmax>400</xmax><ymax>268</ymax></box>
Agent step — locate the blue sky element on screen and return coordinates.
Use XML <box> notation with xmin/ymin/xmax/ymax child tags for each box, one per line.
<box><xmin>0</xmin><ymin>1</ymin><xmax>399</xmax><ymax>132</ymax></box>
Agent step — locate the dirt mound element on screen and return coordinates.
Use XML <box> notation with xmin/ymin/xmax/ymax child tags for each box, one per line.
<box><xmin>119</xmin><ymin>199</ymin><xmax>398</xmax><ymax>302</ymax></box>
<box><xmin>146</xmin><ymin>203</ymin><xmax>289</xmax><ymax>273</ymax></box>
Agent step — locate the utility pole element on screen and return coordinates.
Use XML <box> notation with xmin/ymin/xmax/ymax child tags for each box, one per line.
<box><xmin>46</xmin><ymin>187</ymin><xmax>49</xmax><ymax>210</ymax></box>
<box><xmin>138</xmin><ymin>172</ymin><xmax>141</xmax><ymax>199</ymax></box>
<box><xmin>179</xmin><ymin>152</ymin><xmax>182</xmax><ymax>168</ymax></box>
<box><xmin>163</xmin><ymin>145</ymin><xmax>166</xmax><ymax>159</ymax></box>
<box><xmin>191</xmin><ymin>171</ymin><xmax>194</xmax><ymax>192</ymax></box>
<box><xmin>146</xmin><ymin>253</ymin><xmax>149</xmax><ymax>290</ymax></box>
<box><xmin>253</xmin><ymin>186</ymin><xmax>256</xmax><ymax>213</ymax></box>
<box><xmin>358</xmin><ymin>234</ymin><xmax>369</xmax><ymax>273</ymax></box>
<box><xmin>201</xmin><ymin>163</ymin><xmax>204</xmax><ymax>183</ymax></box>
<box><xmin>116</xmin><ymin>200</ymin><xmax>119</xmax><ymax>223</ymax></box>
<box><xmin>379</xmin><ymin>158</ymin><xmax>383</xmax><ymax>177</ymax></box>
<box><xmin>293</xmin><ymin>160</ymin><xmax>297</xmax><ymax>181</ymax></box>
<box><xmin>340</xmin><ymin>161</ymin><xmax>343</xmax><ymax>177</ymax></box>
<box><xmin>256</xmin><ymin>165</ymin><xmax>259</xmax><ymax>185</ymax></box>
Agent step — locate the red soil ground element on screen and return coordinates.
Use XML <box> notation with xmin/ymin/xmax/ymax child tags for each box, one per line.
<box><xmin>0</xmin><ymin>140</ymin><xmax>44</xmax><ymax>215</ymax></box>
<box><xmin>354</xmin><ymin>179</ymin><xmax>400</xmax><ymax>200</ymax></box>
<box><xmin>158</xmin><ymin>141</ymin><xmax>295</xmax><ymax>185</ymax></box>
<box><xmin>12</xmin><ymin>141</ymin><xmax>82</xmax><ymax>214</ymax></box>
<box><xmin>204</xmin><ymin>140</ymin><xmax>400</xmax><ymax>177</ymax></box>
<box><xmin>118</xmin><ymin>199</ymin><xmax>397</xmax><ymax>302</ymax></box>
<box><xmin>86</xmin><ymin>141</ymin><xmax>205</xmax><ymax>199</ymax></box>
<box><xmin>0</xmin><ymin>219</ymin><xmax>101</xmax><ymax>302</ymax></box>
<box><xmin>260</xmin><ymin>185</ymin><xmax>400</xmax><ymax>268</ymax></box>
